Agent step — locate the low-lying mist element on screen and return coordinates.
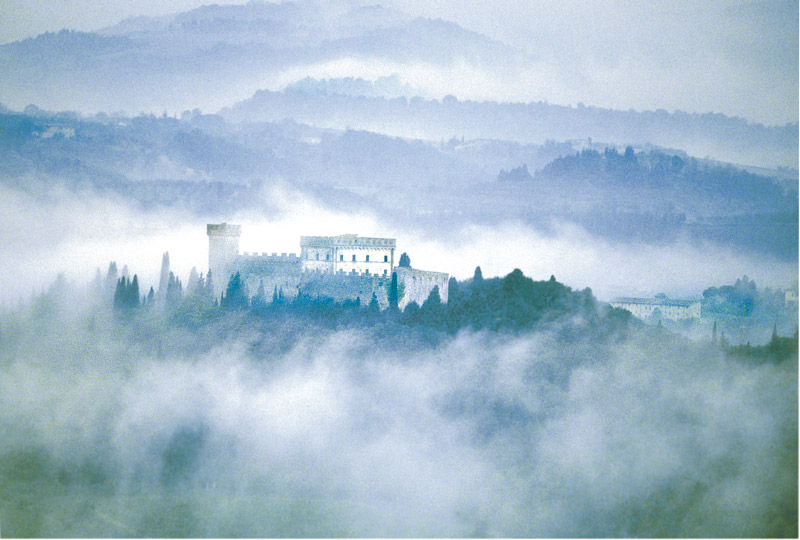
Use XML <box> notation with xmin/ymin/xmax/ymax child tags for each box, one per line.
<box><xmin>0</xmin><ymin>287</ymin><xmax>796</xmax><ymax>537</ymax></box>
<box><xmin>1</xmin><ymin>181</ymin><xmax>794</xmax><ymax>306</ymax></box>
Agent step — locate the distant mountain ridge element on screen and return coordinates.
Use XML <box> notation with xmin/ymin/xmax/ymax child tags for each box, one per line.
<box><xmin>223</xmin><ymin>86</ymin><xmax>798</xmax><ymax>169</ymax></box>
<box><xmin>0</xmin><ymin>0</ymin><xmax>795</xmax><ymax>169</ymax></box>
<box><xmin>0</xmin><ymin>0</ymin><xmax>522</xmax><ymax>117</ymax></box>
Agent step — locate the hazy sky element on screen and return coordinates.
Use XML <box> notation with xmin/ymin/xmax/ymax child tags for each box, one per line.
<box><xmin>0</xmin><ymin>0</ymin><xmax>797</xmax><ymax>124</ymax></box>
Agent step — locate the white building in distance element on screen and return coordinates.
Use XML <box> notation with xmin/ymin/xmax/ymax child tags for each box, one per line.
<box><xmin>610</xmin><ymin>297</ymin><xmax>701</xmax><ymax>321</ymax></box>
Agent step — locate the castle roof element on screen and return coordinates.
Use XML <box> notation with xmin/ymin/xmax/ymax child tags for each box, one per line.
<box><xmin>300</xmin><ymin>234</ymin><xmax>396</xmax><ymax>248</ymax></box>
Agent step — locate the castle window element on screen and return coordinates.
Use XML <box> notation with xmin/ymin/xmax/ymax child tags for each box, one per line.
<box><xmin>383</xmin><ymin>269</ymin><xmax>387</xmax><ymax>275</ymax></box>
<box><xmin>352</xmin><ymin>254</ymin><xmax>356</xmax><ymax>262</ymax></box>
<box><xmin>366</xmin><ymin>255</ymin><xmax>370</xmax><ymax>262</ymax></box>
<box><xmin>326</xmin><ymin>253</ymin><xmax>330</xmax><ymax>261</ymax></box>
<box><xmin>315</xmin><ymin>253</ymin><xmax>319</xmax><ymax>260</ymax></box>
<box><xmin>340</xmin><ymin>254</ymin><xmax>343</xmax><ymax>261</ymax></box>
<box><xmin>384</xmin><ymin>255</ymin><xmax>388</xmax><ymax>262</ymax></box>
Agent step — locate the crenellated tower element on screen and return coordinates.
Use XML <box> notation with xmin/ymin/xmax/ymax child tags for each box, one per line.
<box><xmin>207</xmin><ymin>223</ymin><xmax>241</xmax><ymax>295</ymax></box>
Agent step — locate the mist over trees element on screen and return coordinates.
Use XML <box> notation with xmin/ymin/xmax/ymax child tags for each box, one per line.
<box><xmin>0</xmin><ymin>263</ymin><xmax>795</xmax><ymax>537</ymax></box>
<box><xmin>0</xmin><ymin>1</ymin><xmax>796</xmax><ymax>537</ymax></box>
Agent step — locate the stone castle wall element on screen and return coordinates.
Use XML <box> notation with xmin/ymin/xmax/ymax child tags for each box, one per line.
<box><xmin>237</xmin><ymin>253</ymin><xmax>303</xmax><ymax>300</ymax></box>
<box><xmin>394</xmin><ymin>267</ymin><xmax>449</xmax><ymax>308</ymax></box>
<box><xmin>299</xmin><ymin>272</ymin><xmax>391</xmax><ymax>307</ymax></box>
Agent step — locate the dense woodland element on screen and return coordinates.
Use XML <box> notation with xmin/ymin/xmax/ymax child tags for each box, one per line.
<box><xmin>6</xmin><ymin>261</ymin><xmax>795</xmax><ymax>367</ymax></box>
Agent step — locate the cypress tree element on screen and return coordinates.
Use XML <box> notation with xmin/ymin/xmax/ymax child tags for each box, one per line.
<box><xmin>368</xmin><ymin>292</ymin><xmax>380</xmax><ymax>312</ymax></box>
<box><xmin>222</xmin><ymin>272</ymin><xmax>248</xmax><ymax>310</ymax></box>
<box><xmin>129</xmin><ymin>275</ymin><xmax>140</xmax><ymax>309</ymax></box>
<box><xmin>388</xmin><ymin>272</ymin><xmax>399</xmax><ymax>310</ymax></box>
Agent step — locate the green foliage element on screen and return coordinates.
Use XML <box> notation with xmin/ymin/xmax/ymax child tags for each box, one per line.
<box><xmin>387</xmin><ymin>272</ymin><xmax>400</xmax><ymax>311</ymax></box>
<box><xmin>726</xmin><ymin>329</ymin><xmax>798</xmax><ymax>364</ymax></box>
<box><xmin>165</xmin><ymin>272</ymin><xmax>183</xmax><ymax>309</ymax></box>
<box><xmin>702</xmin><ymin>275</ymin><xmax>759</xmax><ymax>317</ymax></box>
<box><xmin>398</xmin><ymin>252</ymin><xmax>411</xmax><ymax>268</ymax></box>
<box><xmin>221</xmin><ymin>272</ymin><xmax>248</xmax><ymax>311</ymax></box>
<box><xmin>497</xmin><ymin>164</ymin><xmax>532</xmax><ymax>182</ymax></box>
<box><xmin>95</xmin><ymin>261</ymin><xmax>638</xmax><ymax>339</ymax></box>
<box><xmin>113</xmin><ymin>275</ymin><xmax>140</xmax><ymax>313</ymax></box>
<box><xmin>251</xmin><ymin>280</ymin><xmax>268</xmax><ymax>312</ymax></box>
<box><xmin>368</xmin><ymin>292</ymin><xmax>380</xmax><ymax>313</ymax></box>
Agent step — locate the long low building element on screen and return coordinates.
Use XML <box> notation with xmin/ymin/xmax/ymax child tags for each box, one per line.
<box><xmin>610</xmin><ymin>297</ymin><xmax>701</xmax><ymax>321</ymax></box>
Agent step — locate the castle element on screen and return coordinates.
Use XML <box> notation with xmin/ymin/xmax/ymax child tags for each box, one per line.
<box><xmin>207</xmin><ymin>223</ymin><xmax>449</xmax><ymax>309</ymax></box>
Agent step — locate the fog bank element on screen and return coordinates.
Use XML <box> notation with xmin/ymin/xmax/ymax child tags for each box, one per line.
<box><xmin>0</xmin><ymin>306</ymin><xmax>795</xmax><ymax>536</ymax></box>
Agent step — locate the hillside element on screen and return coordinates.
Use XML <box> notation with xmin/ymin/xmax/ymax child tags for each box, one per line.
<box><xmin>0</xmin><ymin>1</ymin><xmax>521</xmax><ymax>119</ymax></box>
<box><xmin>0</xmin><ymin>110</ymin><xmax>795</xmax><ymax>261</ymax></box>
<box><xmin>0</xmin><ymin>0</ymin><xmax>794</xmax><ymax>169</ymax></box>
<box><xmin>223</xmin><ymin>87</ymin><xmax>798</xmax><ymax>169</ymax></box>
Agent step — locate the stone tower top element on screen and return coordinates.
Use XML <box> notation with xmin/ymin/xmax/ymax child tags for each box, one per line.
<box><xmin>207</xmin><ymin>223</ymin><xmax>242</xmax><ymax>237</ymax></box>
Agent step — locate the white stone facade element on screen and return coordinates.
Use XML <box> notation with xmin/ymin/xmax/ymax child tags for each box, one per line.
<box><xmin>610</xmin><ymin>297</ymin><xmax>701</xmax><ymax>321</ymax></box>
<box><xmin>300</xmin><ymin>234</ymin><xmax>395</xmax><ymax>277</ymax></box>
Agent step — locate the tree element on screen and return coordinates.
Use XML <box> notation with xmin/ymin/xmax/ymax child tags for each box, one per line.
<box><xmin>113</xmin><ymin>278</ymin><xmax>125</xmax><ymax>310</ymax></box>
<box><xmin>387</xmin><ymin>272</ymin><xmax>399</xmax><ymax>311</ymax></box>
<box><xmin>368</xmin><ymin>292</ymin><xmax>380</xmax><ymax>313</ymax></box>
<box><xmin>129</xmin><ymin>275</ymin><xmax>140</xmax><ymax>308</ymax></box>
<box><xmin>422</xmin><ymin>285</ymin><xmax>441</xmax><ymax>309</ymax></box>
<box><xmin>165</xmin><ymin>272</ymin><xmax>183</xmax><ymax>309</ymax></box>
<box><xmin>157</xmin><ymin>252</ymin><xmax>170</xmax><ymax>305</ymax></box>
<box><xmin>624</xmin><ymin>145</ymin><xmax>636</xmax><ymax>161</ymax></box>
<box><xmin>221</xmin><ymin>272</ymin><xmax>248</xmax><ymax>311</ymax></box>
<box><xmin>447</xmin><ymin>277</ymin><xmax>460</xmax><ymax>304</ymax></box>
<box><xmin>252</xmin><ymin>280</ymin><xmax>267</xmax><ymax>310</ymax></box>
<box><xmin>103</xmin><ymin>261</ymin><xmax>118</xmax><ymax>300</ymax></box>
<box><xmin>204</xmin><ymin>271</ymin><xmax>215</xmax><ymax>300</ymax></box>
<box><xmin>186</xmin><ymin>267</ymin><xmax>200</xmax><ymax>295</ymax></box>
<box><xmin>420</xmin><ymin>285</ymin><xmax>444</xmax><ymax>326</ymax></box>
<box><xmin>473</xmin><ymin>266</ymin><xmax>483</xmax><ymax>282</ymax></box>
<box><xmin>113</xmin><ymin>275</ymin><xmax>140</xmax><ymax>313</ymax></box>
<box><xmin>398</xmin><ymin>252</ymin><xmax>411</xmax><ymax>268</ymax></box>
<box><xmin>401</xmin><ymin>301</ymin><xmax>421</xmax><ymax>324</ymax></box>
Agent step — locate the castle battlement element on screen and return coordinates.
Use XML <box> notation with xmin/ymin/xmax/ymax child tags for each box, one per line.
<box><xmin>394</xmin><ymin>267</ymin><xmax>449</xmax><ymax>281</ymax></box>
<box><xmin>241</xmin><ymin>252</ymin><xmax>300</xmax><ymax>261</ymax></box>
